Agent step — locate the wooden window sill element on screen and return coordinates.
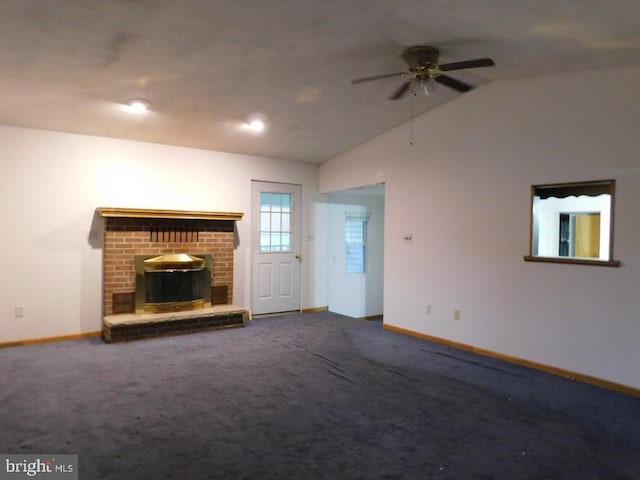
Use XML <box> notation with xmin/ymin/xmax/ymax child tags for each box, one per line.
<box><xmin>523</xmin><ymin>255</ymin><xmax>620</xmax><ymax>267</ymax></box>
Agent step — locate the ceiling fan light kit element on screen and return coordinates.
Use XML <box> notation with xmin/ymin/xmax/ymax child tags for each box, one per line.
<box><xmin>352</xmin><ymin>45</ymin><xmax>495</xmax><ymax>100</ymax></box>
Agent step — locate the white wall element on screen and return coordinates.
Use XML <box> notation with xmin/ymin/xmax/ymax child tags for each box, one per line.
<box><xmin>325</xmin><ymin>192</ymin><xmax>384</xmax><ymax>318</ymax></box>
<box><xmin>319</xmin><ymin>134</ymin><xmax>386</xmax><ymax>193</ymax></box>
<box><xmin>320</xmin><ymin>65</ymin><xmax>640</xmax><ymax>390</ymax></box>
<box><xmin>0</xmin><ymin>126</ymin><xmax>326</xmax><ymax>342</ymax></box>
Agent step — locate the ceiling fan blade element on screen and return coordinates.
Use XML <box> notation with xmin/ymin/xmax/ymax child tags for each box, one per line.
<box><xmin>351</xmin><ymin>72</ymin><xmax>405</xmax><ymax>84</ymax></box>
<box><xmin>435</xmin><ymin>74</ymin><xmax>473</xmax><ymax>93</ymax></box>
<box><xmin>439</xmin><ymin>58</ymin><xmax>495</xmax><ymax>71</ymax></box>
<box><xmin>389</xmin><ymin>82</ymin><xmax>412</xmax><ymax>100</ymax></box>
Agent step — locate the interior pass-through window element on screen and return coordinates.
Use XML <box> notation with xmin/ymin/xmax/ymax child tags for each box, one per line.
<box><xmin>524</xmin><ymin>179</ymin><xmax>619</xmax><ymax>266</ymax></box>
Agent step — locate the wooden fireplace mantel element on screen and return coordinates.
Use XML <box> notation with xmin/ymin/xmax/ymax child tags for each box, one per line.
<box><xmin>96</xmin><ymin>207</ymin><xmax>244</xmax><ymax>222</ymax></box>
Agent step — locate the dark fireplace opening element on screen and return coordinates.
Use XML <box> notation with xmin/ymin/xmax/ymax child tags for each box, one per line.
<box><xmin>135</xmin><ymin>253</ymin><xmax>212</xmax><ymax>314</ymax></box>
<box><xmin>145</xmin><ymin>269</ymin><xmax>205</xmax><ymax>304</ymax></box>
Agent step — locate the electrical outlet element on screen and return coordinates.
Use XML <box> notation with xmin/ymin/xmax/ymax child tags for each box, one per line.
<box><xmin>453</xmin><ymin>309</ymin><xmax>460</xmax><ymax>321</ymax></box>
<box><xmin>15</xmin><ymin>305</ymin><xmax>24</xmax><ymax>318</ymax></box>
<box><xmin>426</xmin><ymin>304</ymin><xmax>432</xmax><ymax>315</ymax></box>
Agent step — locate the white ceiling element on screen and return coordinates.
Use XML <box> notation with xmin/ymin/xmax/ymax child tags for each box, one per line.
<box><xmin>1</xmin><ymin>1</ymin><xmax>640</xmax><ymax>164</ymax></box>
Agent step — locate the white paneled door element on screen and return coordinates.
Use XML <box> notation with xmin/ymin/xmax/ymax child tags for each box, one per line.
<box><xmin>251</xmin><ymin>181</ymin><xmax>301</xmax><ymax>315</ymax></box>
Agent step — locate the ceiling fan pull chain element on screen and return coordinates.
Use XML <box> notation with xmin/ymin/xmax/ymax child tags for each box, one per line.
<box><xmin>409</xmin><ymin>89</ymin><xmax>414</xmax><ymax>146</ymax></box>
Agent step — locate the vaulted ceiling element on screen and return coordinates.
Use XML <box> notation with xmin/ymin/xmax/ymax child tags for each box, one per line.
<box><xmin>1</xmin><ymin>1</ymin><xmax>640</xmax><ymax>163</ymax></box>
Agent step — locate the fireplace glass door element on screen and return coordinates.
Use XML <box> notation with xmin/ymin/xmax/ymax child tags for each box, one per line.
<box><xmin>135</xmin><ymin>253</ymin><xmax>212</xmax><ymax>313</ymax></box>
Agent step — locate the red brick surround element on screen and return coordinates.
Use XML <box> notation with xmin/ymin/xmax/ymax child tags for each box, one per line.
<box><xmin>102</xmin><ymin>217</ymin><xmax>236</xmax><ymax>316</ymax></box>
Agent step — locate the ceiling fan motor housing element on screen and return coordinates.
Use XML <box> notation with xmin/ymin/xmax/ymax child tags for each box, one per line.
<box><xmin>403</xmin><ymin>46</ymin><xmax>440</xmax><ymax>68</ymax></box>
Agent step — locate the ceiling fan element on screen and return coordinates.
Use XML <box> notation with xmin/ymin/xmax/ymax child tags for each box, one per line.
<box><xmin>351</xmin><ymin>45</ymin><xmax>495</xmax><ymax>99</ymax></box>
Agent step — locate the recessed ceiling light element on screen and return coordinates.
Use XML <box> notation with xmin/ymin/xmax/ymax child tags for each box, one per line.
<box><xmin>237</xmin><ymin>115</ymin><xmax>267</xmax><ymax>134</ymax></box>
<box><xmin>126</xmin><ymin>98</ymin><xmax>150</xmax><ymax>113</ymax></box>
<box><xmin>248</xmin><ymin>119</ymin><xmax>265</xmax><ymax>132</ymax></box>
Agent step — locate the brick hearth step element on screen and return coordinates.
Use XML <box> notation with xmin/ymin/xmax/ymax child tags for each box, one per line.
<box><xmin>103</xmin><ymin>305</ymin><xmax>248</xmax><ymax>343</ymax></box>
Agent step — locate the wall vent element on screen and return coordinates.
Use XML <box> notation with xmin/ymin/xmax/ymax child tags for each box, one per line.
<box><xmin>150</xmin><ymin>222</ymin><xmax>199</xmax><ymax>243</ymax></box>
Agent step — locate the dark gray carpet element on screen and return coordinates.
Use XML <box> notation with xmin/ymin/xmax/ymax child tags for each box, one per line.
<box><xmin>1</xmin><ymin>312</ymin><xmax>638</xmax><ymax>479</ymax></box>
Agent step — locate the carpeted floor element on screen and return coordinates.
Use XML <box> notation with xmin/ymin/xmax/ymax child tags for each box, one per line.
<box><xmin>1</xmin><ymin>311</ymin><xmax>638</xmax><ymax>479</ymax></box>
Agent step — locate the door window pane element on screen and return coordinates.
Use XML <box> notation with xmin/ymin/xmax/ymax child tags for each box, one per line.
<box><xmin>272</xmin><ymin>214</ymin><xmax>281</xmax><ymax>231</ymax></box>
<box><xmin>281</xmin><ymin>233</ymin><xmax>291</xmax><ymax>251</ymax></box>
<box><xmin>260</xmin><ymin>233</ymin><xmax>271</xmax><ymax>250</ymax></box>
<box><xmin>260</xmin><ymin>192</ymin><xmax>271</xmax><ymax>210</ymax></box>
<box><xmin>282</xmin><ymin>213</ymin><xmax>290</xmax><ymax>231</ymax></box>
<box><xmin>260</xmin><ymin>212</ymin><xmax>270</xmax><ymax>231</ymax></box>
<box><xmin>272</xmin><ymin>193</ymin><xmax>282</xmax><ymax>210</ymax></box>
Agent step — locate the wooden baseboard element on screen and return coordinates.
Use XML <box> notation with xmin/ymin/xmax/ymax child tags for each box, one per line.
<box><xmin>301</xmin><ymin>306</ymin><xmax>328</xmax><ymax>314</ymax></box>
<box><xmin>0</xmin><ymin>331</ymin><xmax>102</xmax><ymax>349</ymax></box>
<box><xmin>360</xmin><ymin>314</ymin><xmax>383</xmax><ymax>321</ymax></box>
<box><xmin>383</xmin><ymin>323</ymin><xmax>640</xmax><ymax>399</ymax></box>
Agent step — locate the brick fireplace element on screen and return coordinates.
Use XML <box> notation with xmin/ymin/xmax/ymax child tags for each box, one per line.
<box><xmin>97</xmin><ymin>207</ymin><xmax>247</xmax><ymax>342</ymax></box>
